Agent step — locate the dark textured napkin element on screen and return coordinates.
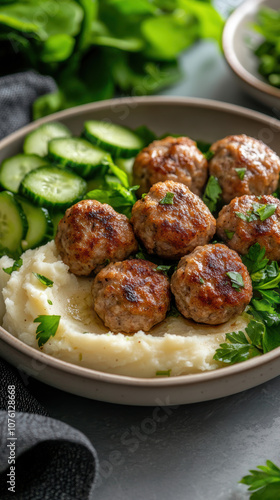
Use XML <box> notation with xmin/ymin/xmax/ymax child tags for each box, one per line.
<box><xmin>0</xmin><ymin>71</ymin><xmax>56</xmax><ymax>139</ymax></box>
<box><xmin>0</xmin><ymin>72</ymin><xmax>99</xmax><ymax>498</ymax></box>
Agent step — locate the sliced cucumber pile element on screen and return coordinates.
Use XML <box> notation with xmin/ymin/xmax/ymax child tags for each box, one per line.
<box><xmin>0</xmin><ymin>191</ymin><xmax>28</xmax><ymax>258</ymax></box>
<box><xmin>17</xmin><ymin>197</ymin><xmax>54</xmax><ymax>251</ymax></box>
<box><xmin>48</xmin><ymin>137</ymin><xmax>110</xmax><ymax>178</ymax></box>
<box><xmin>24</xmin><ymin>122</ymin><xmax>71</xmax><ymax>157</ymax></box>
<box><xmin>0</xmin><ymin>119</ymin><xmax>145</xmax><ymax>259</ymax></box>
<box><xmin>0</xmin><ymin>154</ymin><xmax>48</xmax><ymax>193</ymax></box>
<box><xmin>83</xmin><ymin>120</ymin><xmax>144</xmax><ymax>158</ymax></box>
<box><xmin>20</xmin><ymin>166</ymin><xmax>87</xmax><ymax>210</ymax></box>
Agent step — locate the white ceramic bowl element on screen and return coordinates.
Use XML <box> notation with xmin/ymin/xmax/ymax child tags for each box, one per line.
<box><xmin>223</xmin><ymin>0</ymin><xmax>280</xmax><ymax>109</ymax></box>
<box><xmin>1</xmin><ymin>96</ymin><xmax>280</xmax><ymax>406</ymax></box>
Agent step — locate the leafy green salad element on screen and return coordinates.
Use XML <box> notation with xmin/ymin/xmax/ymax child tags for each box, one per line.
<box><xmin>252</xmin><ymin>7</ymin><xmax>280</xmax><ymax>88</ymax></box>
<box><xmin>0</xmin><ymin>0</ymin><xmax>224</xmax><ymax>119</ymax></box>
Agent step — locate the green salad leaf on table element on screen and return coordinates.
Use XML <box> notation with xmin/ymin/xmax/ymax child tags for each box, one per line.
<box><xmin>0</xmin><ymin>0</ymin><xmax>224</xmax><ymax>118</ymax></box>
<box><xmin>240</xmin><ymin>459</ymin><xmax>280</xmax><ymax>500</ymax></box>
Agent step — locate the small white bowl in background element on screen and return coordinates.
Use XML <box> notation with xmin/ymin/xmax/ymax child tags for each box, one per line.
<box><xmin>223</xmin><ymin>0</ymin><xmax>280</xmax><ymax>110</ymax></box>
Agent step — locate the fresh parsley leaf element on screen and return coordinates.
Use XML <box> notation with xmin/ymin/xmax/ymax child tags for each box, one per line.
<box><xmin>204</xmin><ymin>150</ymin><xmax>215</xmax><ymax>161</ymax></box>
<box><xmin>156</xmin><ymin>264</ymin><xmax>176</xmax><ymax>276</ymax></box>
<box><xmin>240</xmin><ymin>459</ymin><xmax>280</xmax><ymax>499</ymax></box>
<box><xmin>202</xmin><ymin>176</ymin><xmax>222</xmax><ymax>213</ymax></box>
<box><xmin>235</xmin><ymin>167</ymin><xmax>246</xmax><ymax>180</ymax></box>
<box><xmin>256</xmin><ymin>203</ymin><xmax>277</xmax><ymax>221</ymax></box>
<box><xmin>259</xmin><ymin>290</ymin><xmax>280</xmax><ymax>304</ymax></box>
<box><xmin>156</xmin><ymin>369</ymin><xmax>172</xmax><ymax>377</ymax></box>
<box><xmin>226</xmin><ymin>271</ymin><xmax>244</xmax><ymax>291</ymax></box>
<box><xmin>196</xmin><ymin>140</ymin><xmax>212</xmax><ymax>154</ymax></box>
<box><xmin>213</xmin><ymin>320</ymin><xmax>263</xmax><ymax>365</ymax></box>
<box><xmin>225</xmin><ymin>230</ymin><xmax>235</xmax><ymax>240</ymax></box>
<box><xmin>159</xmin><ymin>192</ymin><xmax>175</xmax><ymax>205</ymax></box>
<box><xmin>33</xmin><ymin>273</ymin><xmax>54</xmax><ymax>287</ymax></box>
<box><xmin>86</xmin><ymin>182</ymin><xmax>137</xmax><ymax>217</ymax></box>
<box><xmin>242</xmin><ymin>243</ymin><xmax>268</xmax><ymax>274</ymax></box>
<box><xmin>236</xmin><ymin>203</ymin><xmax>276</xmax><ymax>223</ymax></box>
<box><xmin>135</xmin><ymin>249</ymin><xmax>146</xmax><ymax>260</ymax></box>
<box><xmin>142</xmin><ymin>193</ymin><xmax>147</xmax><ymax>199</ymax></box>
<box><xmin>236</xmin><ymin>212</ymin><xmax>248</xmax><ymax>222</ymax></box>
<box><xmin>3</xmin><ymin>258</ymin><xmax>23</xmax><ymax>275</ymax></box>
<box><xmin>33</xmin><ymin>315</ymin><xmax>60</xmax><ymax>348</ymax></box>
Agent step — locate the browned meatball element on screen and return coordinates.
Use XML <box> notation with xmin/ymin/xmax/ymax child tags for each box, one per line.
<box><xmin>55</xmin><ymin>199</ymin><xmax>138</xmax><ymax>276</ymax></box>
<box><xmin>209</xmin><ymin>134</ymin><xmax>280</xmax><ymax>203</ymax></box>
<box><xmin>217</xmin><ymin>194</ymin><xmax>280</xmax><ymax>260</ymax></box>
<box><xmin>92</xmin><ymin>259</ymin><xmax>171</xmax><ymax>333</ymax></box>
<box><xmin>171</xmin><ymin>244</ymin><xmax>252</xmax><ymax>325</ymax></box>
<box><xmin>131</xmin><ymin>180</ymin><xmax>216</xmax><ymax>260</ymax></box>
<box><xmin>133</xmin><ymin>136</ymin><xmax>208</xmax><ymax>197</ymax></box>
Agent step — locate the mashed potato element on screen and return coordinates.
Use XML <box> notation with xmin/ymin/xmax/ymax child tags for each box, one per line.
<box><xmin>0</xmin><ymin>241</ymin><xmax>248</xmax><ymax>378</ymax></box>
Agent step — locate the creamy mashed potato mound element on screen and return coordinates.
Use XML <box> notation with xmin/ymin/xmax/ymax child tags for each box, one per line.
<box><xmin>0</xmin><ymin>241</ymin><xmax>248</xmax><ymax>378</ymax></box>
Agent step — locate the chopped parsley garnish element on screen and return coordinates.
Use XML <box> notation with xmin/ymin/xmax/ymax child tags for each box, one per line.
<box><xmin>156</xmin><ymin>369</ymin><xmax>172</xmax><ymax>377</ymax></box>
<box><xmin>199</xmin><ymin>277</ymin><xmax>204</xmax><ymax>284</ymax></box>
<box><xmin>236</xmin><ymin>202</ymin><xmax>277</xmax><ymax>222</ymax></box>
<box><xmin>135</xmin><ymin>250</ymin><xmax>146</xmax><ymax>260</ymax></box>
<box><xmin>34</xmin><ymin>315</ymin><xmax>60</xmax><ymax>348</ymax></box>
<box><xmin>240</xmin><ymin>459</ymin><xmax>280</xmax><ymax>498</ymax></box>
<box><xmin>214</xmin><ymin>243</ymin><xmax>280</xmax><ymax>365</ymax></box>
<box><xmin>47</xmin><ymin>299</ymin><xmax>53</xmax><ymax>305</ymax></box>
<box><xmin>226</xmin><ymin>271</ymin><xmax>244</xmax><ymax>291</ymax></box>
<box><xmin>3</xmin><ymin>258</ymin><xmax>23</xmax><ymax>275</ymax></box>
<box><xmin>159</xmin><ymin>192</ymin><xmax>175</xmax><ymax>205</ymax></box>
<box><xmin>225</xmin><ymin>230</ymin><xmax>235</xmax><ymax>240</ymax></box>
<box><xmin>142</xmin><ymin>193</ymin><xmax>147</xmax><ymax>199</ymax></box>
<box><xmin>204</xmin><ymin>150</ymin><xmax>215</xmax><ymax>161</ymax></box>
<box><xmin>202</xmin><ymin>176</ymin><xmax>222</xmax><ymax>213</ymax></box>
<box><xmin>156</xmin><ymin>264</ymin><xmax>177</xmax><ymax>276</ymax></box>
<box><xmin>235</xmin><ymin>167</ymin><xmax>246</xmax><ymax>180</ymax></box>
<box><xmin>33</xmin><ymin>272</ymin><xmax>54</xmax><ymax>287</ymax></box>
<box><xmin>257</xmin><ymin>203</ymin><xmax>277</xmax><ymax>221</ymax></box>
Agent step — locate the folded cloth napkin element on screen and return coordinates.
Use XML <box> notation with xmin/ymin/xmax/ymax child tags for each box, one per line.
<box><xmin>0</xmin><ymin>72</ymin><xmax>99</xmax><ymax>499</ymax></box>
<box><xmin>0</xmin><ymin>71</ymin><xmax>56</xmax><ymax>139</ymax></box>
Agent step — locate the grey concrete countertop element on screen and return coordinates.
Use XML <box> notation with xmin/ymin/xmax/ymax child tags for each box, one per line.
<box><xmin>28</xmin><ymin>10</ymin><xmax>280</xmax><ymax>500</ymax></box>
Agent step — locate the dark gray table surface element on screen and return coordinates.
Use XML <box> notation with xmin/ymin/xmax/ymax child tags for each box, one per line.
<box><xmin>28</xmin><ymin>9</ymin><xmax>280</xmax><ymax>499</ymax></box>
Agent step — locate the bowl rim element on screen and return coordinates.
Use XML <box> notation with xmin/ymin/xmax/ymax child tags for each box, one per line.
<box><xmin>223</xmin><ymin>0</ymin><xmax>280</xmax><ymax>100</ymax></box>
<box><xmin>1</xmin><ymin>95</ymin><xmax>280</xmax><ymax>389</ymax></box>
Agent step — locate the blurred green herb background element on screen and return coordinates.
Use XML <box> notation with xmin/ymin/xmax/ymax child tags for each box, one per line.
<box><xmin>253</xmin><ymin>7</ymin><xmax>280</xmax><ymax>88</ymax></box>
<box><xmin>0</xmin><ymin>0</ymin><xmax>224</xmax><ymax>119</ymax></box>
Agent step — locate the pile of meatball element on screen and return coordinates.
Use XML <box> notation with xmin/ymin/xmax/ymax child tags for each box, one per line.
<box><xmin>55</xmin><ymin>134</ymin><xmax>280</xmax><ymax>334</ymax></box>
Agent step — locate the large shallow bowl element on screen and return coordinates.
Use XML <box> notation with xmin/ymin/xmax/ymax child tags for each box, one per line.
<box><xmin>1</xmin><ymin>96</ymin><xmax>280</xmax><ymax>406</ymax></box>
<box><xmin>223</xmin><ymin>0</ymin><xmax>280</xmax><ymax>109</ymax></box>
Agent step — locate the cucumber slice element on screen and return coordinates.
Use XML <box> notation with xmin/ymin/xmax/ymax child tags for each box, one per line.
<box><xmin>0</xmin><ymin>154</ymin><xmax>48</xmax><ymax>193</ymax></box>
<box><xmin>16</xmin><ymin>196</ymin><xmax>54</xmax><ymax>250</ymax></box>
<box><xmin>0</xmin><ymin>191</ymin><xmax>28</xmax><ymax>258</ymax></box>
<box><xmin>83</xmin><ymin>121</ymin><xmax>144</xmax><ymax>158</ymax></box>
<box><xmin>48</xmin><ymin>137</ymin><xmax>110</xmax><ymax>178</ymax></box>
<box><xmin>19</xmin><ymin>166</ymin><xmax>87</xmax><ymax>210</ymax></box>
<box><xmin>23</xmin><ymin>122</ymin><xmax>71</xmax><ymax>157</ymax></box>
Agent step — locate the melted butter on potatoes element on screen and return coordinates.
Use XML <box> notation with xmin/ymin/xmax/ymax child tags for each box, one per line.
<box><xmin>0</xmin><ymin>241</ymin><xmax>248</xmax><ymax>378</ymax></box>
